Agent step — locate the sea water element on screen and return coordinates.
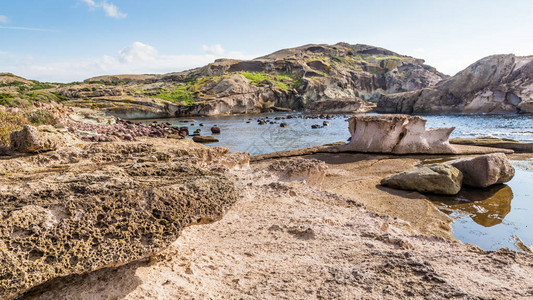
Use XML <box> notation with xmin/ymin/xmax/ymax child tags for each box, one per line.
<box><xmin>145</xmin><ymin>113</ymin><xmax>533</xmax><ymax>251</ymax></box>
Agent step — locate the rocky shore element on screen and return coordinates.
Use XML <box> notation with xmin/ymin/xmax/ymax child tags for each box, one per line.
<box><xmin>0</xmin><ymin>112</ymin><xmax>531</xmax><ymax>299</ymax></box>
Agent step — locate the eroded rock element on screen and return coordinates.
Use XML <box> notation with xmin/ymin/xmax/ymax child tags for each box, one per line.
<box><xmin>0</xmin><ymin>139</ymin><xmax>236</xmax><ymax>299</ymax></box>
<box><xmin>338</xmin><ymin>114</ymin><xmax>455</xmax><ymax>154</ymax></box>
<box><xmin>380</xmin><ymin>164</ymin><xmax>463</xmax><ymax>195</ymax></box>
<box><xmin>445</xmin><ymin>153</ymin><xmax>515</xmax><ymax>188</ymax></box>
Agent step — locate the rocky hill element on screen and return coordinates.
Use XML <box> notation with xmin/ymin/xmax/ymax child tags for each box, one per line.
<box><xmin>377</xmin><ymin>54</ymin><xmax>533</xmax><ymax>114</ymax></box>
<box><xmin>49</xmin><ymin>43</ymin><xmax>446</xmax><ymax>118</ymax></box>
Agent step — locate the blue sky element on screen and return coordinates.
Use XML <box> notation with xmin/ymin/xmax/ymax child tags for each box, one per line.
<box><xmin>1</xmin><ymin>0</ymin><xmax>533</xmax><ymax>82</ymax></box>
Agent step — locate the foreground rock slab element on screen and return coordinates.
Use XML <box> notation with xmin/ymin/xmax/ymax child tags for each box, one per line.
<box><xmin>23</xmin><ymin>153</ymin><xmax>533</xmax><ymax>299</ymax></box>
<box><xmin>338</xmin><ymin>114</ymin><xmax>455</xmax><ymax>154</ymax></box>
<box><xmin>446</xmin><ymin>153</ymin><xmax>515</xmax><ymax>188</ymax></box>
<box><xmin>0</xmin><ymin>139</ymin><xmax>236</xmax><ymax>299</ymax></box>
<box><xmin>381</xmin><ymin>164</ymin><xmax>463</xmax><ymax>195</ymax></box>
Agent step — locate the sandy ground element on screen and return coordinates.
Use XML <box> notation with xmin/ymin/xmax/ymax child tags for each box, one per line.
<box><xmin>24</xmin><ymin>153</ymin><xmax>533</xmax><ymax>300</ymax></box>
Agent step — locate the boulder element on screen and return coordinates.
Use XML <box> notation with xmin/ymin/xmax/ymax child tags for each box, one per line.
<box><xmin>338</xmin><ymin>114</ymin><xmax>455</xmax><ymax>154</ymax></box>
<box><xmin>10</xmin><ymin>124</ymin><xmax>80</xmax><ymax>153</ymax></box>
<box><xmin>211</xmin><ymin>126</ymin><xmax>221</xmax><ymax>134</ymax></box>
<box><xmin>0</xmin><ymin>139</ymin><xmax>237</xmax><ymax>299</ymax></box>
<box><xmin>381</xmin><ymin>164</ymin><xmax>463</xmax><ymax>195</ymax></box>
<box><xmin>446</xmin><ymin>153</ymin><xmax>515</xmax><ymax>188</ymax></box>
<box><xmin>193</xmin><ymin>136</ymin><xmax>219</xmax><ymax>143</ymax></box>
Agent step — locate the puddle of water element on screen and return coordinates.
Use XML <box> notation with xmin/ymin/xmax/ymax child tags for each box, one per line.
<box><xmin>428</xmin><ymin>161</ymin><xmax>533</xmax><ymax>251</ymax></box>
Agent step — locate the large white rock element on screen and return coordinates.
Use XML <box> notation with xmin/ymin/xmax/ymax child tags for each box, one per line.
<box><xmin>340</xmin><ymin>114</ymin><xmax>455</xmax><ymax>154</ymax></box>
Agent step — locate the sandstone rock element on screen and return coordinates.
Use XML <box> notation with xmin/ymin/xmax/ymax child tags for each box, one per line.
<box><xmin>445</xmin><ymin>153</ymin><xmax>515</xmax><ymax>188</ymax></box>
<box><xmin>193</xmin><ymin>136</ymin><xmax>219</xmax><ymax>143</ymax></box>
<box><xmin>381</xmin><ymin>164</ymin><xmax>463</xmax><ymax>195</ymax></box>
<box><xmin>10</xmin><ymin>124</ymin><xmax>80</xmax><ymax>153</ymax></box>
<box><xmin>0</xmin><ymin>139</ymin><xmax>236</xmax><ymax>299</ymax></box>
<box><xmin>268</xmin><ymin>158</ymin><xmax>327</xmax><ymax>187</ymax></box>
<box><xmin>338</xmin><ymin>114</ymin><xmax>455</xmax><ymax>154</ymax></box>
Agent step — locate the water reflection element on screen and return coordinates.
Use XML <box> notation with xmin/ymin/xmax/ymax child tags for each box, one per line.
<box><xmin>428</xmin><ymin>185</ymin><xmax>513</xmax><ymax>227</ymax></box>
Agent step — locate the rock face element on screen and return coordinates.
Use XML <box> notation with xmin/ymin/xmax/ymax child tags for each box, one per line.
<box><xmin>446</xmin><ymin>153</ymin><xmax>515</xmax><ymax>188</ymax></box>
<box><xmin>0</xmin><ymin>139</ymin><xmax>237</xmax><ymax>299</ymax></box>
<box><xmin>377</xmin><ymin>54</ymin><xmax>533</xmax><ymax>114</ymax></box>
<box><xmin>338</xmin><ymin>114</ymin><xmax>455</xmax><ymax>154</ymax></box>
<box><xmin>304</xmin><ymin>98</ymin><xmax>364</xmax><ymax>113</ymax></box>
<box><xmin>10</xmin><ymin>124</ymin><xmax>80</xmax><ymax>153</ymax></box>
<box><xmin>381</xmin><ymin>164</ymin><xmax>463</xmax><ymax>195</ymax></box>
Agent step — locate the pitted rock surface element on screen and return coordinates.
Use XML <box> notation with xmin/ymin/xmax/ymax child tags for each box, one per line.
<box><xmin>0</xmin><ymin>139</ymin><xmax>236</xmax><ymax>299</ymax></box>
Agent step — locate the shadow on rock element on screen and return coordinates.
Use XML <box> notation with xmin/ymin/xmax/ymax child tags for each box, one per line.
<box><xmin>17</xmin><ymin>258</ymin><xmax>149</xmax><ymax>300</ymax></box>
<box><xmin>428</xmin><ymin>184</ymin><xmax>513</xmax><ymax>227</ymax></box>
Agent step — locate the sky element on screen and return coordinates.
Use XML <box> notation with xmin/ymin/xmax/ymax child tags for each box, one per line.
<box><xmin>1</xmin><ymin>0</ymin><xmax>533</xmax><ymax>82</ymax></box>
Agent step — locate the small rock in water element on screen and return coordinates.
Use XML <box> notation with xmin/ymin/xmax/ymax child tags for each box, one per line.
<box><xmin>199</xmin><ymin>123</ymin><xmax>204</xmax><ymax>126</ymax></box>
<box><xmin>211</xmin><ymin>126</ymin><xmax>221</xmax><ymax>134</ymax></box>
<box><xmin>193</xmin><ymin>136</ymin><xmax>219</xmax><ymax>143</ymax></box>
<box><xmin>311</xmin><ymin>124</ymin><xmax>322</xmax><ymax>129</ymax></box>
<box><xmin>323</xmin><ymin>121</ymin><xmax>330</xmax><ymax>126</ymax></box>
<box><xmin>280</xmin><ymin>122</ymin><xmax>288</xmax><ymax>127</ymax></box>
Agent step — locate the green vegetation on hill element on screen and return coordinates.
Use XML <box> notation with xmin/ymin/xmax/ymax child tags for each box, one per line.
<box><xmin>239</xmin><ymin>72</ymin><xmax>301</xmax><ymax>91</ymax></box>
<box><xmin>150</xmin><ymin>71</ymin><xmax>303</xmax><ymax>106</ymax></box>
<box><xmin>154</xmin><ymin>86</ymin><xmax>195</xmax><ymax>105</ymax></box>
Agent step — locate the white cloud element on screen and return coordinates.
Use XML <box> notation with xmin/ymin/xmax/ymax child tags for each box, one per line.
<box><xmin>81</xmin><ymin>0</ymin><xmax>127</xmax><ymax>19</ymax></box>
<box><xmin>202</xmin><ymin>44</ymin><xmax>225</xmax><ymax>56</ymax></box>
<box><xmin>118</xmin><ymin>42</ymin><xmax>158</xmax><ymax>63</ymax></box>
<box><xmin>0</xmin><ymin>15</ymin><xmax>8</xmax><ymax>24</ymax></box>
<box><xmin>0</xmin><ymin>42</ymin><xmax>256</xmax><ymax>82</ymax></box>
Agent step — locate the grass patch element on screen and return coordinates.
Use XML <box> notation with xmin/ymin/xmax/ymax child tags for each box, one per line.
<box><xmin>239</xmin><ymin>72</ymin><xmax>300</xmax><ymax>91</ymax></box>
<box><xmin>153</xmin><ymin>86</ymin><xmax>195</xmax><ymax>105</ymax></box>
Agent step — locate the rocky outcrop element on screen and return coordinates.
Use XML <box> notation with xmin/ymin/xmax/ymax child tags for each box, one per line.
<box><xmin>445</xmin><ymin>153</ymin><xmax>515</xmax><ymax>188</ymax></box>
<box><xmin>381</xmin><ymin>164</ymin><xmax>463</xmax><ymax>195</ymax></box>
<box><xmin>377</xmin><ymin>54</ymin><xmax>533</xmax><ymax>114</ymax></box>
<box><xmin>338</xmin><ymin>114</ymin><xmax>455</xmax><ymax>154</ymax></box>
<box><xmin>10</xmin><ymin>124</ymin><xmax>80</xmax><ymax>153</ymax></box>
<box><xmin>0</xmin><ymin>139</ymin><xmax>237</xmax><ymax>299</ymax></box>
